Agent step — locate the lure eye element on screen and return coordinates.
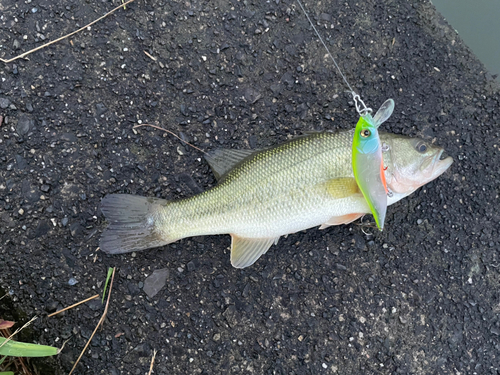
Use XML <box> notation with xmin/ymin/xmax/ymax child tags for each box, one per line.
<box><xmin>360</xmin><ymin>129</ymin><xmax>371</xmax><ymax>138</ymax></box>
<box><xmin>415</xmin><ymin>141</ymin><xmax>427</xmax><ymax>153</ymax></box>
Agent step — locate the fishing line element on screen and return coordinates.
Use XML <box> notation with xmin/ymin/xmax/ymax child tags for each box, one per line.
<box><xmin>295</xmin><ymin>0</ymin><xmax>372</xmax><ymax>116</ymax></box>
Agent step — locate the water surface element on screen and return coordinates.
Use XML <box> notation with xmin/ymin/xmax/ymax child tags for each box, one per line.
<box><xmin>432</xmin><ymin>0</ymin><xmax>500</xmax><ymax>77</ymax></box>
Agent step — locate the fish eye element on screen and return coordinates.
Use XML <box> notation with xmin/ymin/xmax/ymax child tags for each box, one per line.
<box><xmin>415</xmin><ymin>141</ymin><xmax>428</xmax><ymax>153</ymax></box>
<box><xmin>361</xmin><ymin>129</ymin><xmax>371</xmax><ymax>138</ymax></box>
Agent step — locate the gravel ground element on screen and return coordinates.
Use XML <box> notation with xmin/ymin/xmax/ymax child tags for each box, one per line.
<box><xmin>1</xmin><ymin>0</ymin><xmax>499</xmax><ymax>374</ymax></box>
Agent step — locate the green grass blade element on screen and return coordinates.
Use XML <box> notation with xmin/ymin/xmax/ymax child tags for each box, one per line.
<box><xmin>102</xmin><ymin>267</ymin><xmax>114</xmax><ymax>303</ymax></box>
<box><xmin>0</xmin><ymin>372</ymin><xmax>15</xmax><ymax>375</ymax></box>
<box><xmin>0</xmin><ymin>337</ymin><xmax>58</xmax><ymax>357</ymax></box>
<box><xmin>0</xmin><ymin>355</ymin><xmax>6</xmax><ymax>365</ymax></box>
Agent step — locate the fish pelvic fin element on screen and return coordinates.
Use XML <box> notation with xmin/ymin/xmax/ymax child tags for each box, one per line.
<box><xmin>230</xmin><ymin>235</ymin><xmax>278</xmax><ymax>268</ymax></box>
<box><xmin>319</xmin><ymin>213</ymin><xmax>364</xmax><ymax>229</ymax></box>
<box><xmin>100</xmin><ymin>194</ymin><xmax>172</xmax><ymax>254</ymax></box>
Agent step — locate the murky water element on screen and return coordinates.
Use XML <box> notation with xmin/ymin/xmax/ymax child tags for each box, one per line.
<box><xmin>432</xmin><ymin>0</ymin><xmax>500</xmax><ymax>78</ymax></box>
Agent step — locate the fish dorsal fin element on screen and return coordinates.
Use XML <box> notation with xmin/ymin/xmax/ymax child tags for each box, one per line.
<box><xmin>204</xmin><ymin>149</ymin><xmax>256</xmax><ymax>181</ymax></box>
<box><xmin>319</xmin><ymin>213</ymin><xmax>363</xmax><ymax>229</ymax></box>
<box><xmin>230</xmin><ymin>235</ymin><xmax>278</xmax><ymax>268</ymax></box>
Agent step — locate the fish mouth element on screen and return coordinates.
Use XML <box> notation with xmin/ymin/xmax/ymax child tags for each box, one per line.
<box><xmin>439</xmin><ymin>150</ymin><xmax>450</xmax><ymax>160</ymax></box>
<box><xmin>387</xmin><ymin>148</ymin><xmax>453</xmax><ymax>205</ymax></box>
<box><xmin>429</xmin><ymin>149</ymin><xmax>453</xmax><ymax>179</ymax></box>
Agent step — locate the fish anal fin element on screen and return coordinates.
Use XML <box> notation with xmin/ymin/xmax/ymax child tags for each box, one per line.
<box><xmin>230</xmin><ymin>235</ymin><xmax>277</xmax><ymax>268</ymax></box>
<box><xmin>319</xmin><ymin>213</ymin><xmax>363</xmax><ymax>229</ymax></box>
<box><xmin>321</xmin><ymin>177</ymin><xmax>360</xmax><ymax>199</ymax></box>
<box><xmin>204</xmin><ymin>149</ymin><xmax>257</xmax><ymax>181</ymax></box>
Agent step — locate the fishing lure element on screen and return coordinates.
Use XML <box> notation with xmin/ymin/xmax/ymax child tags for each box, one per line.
<box><xmin>294</xmin><ymin>0</ymin><xmax>395</xmax><ymax>230</ymax></box>
<box><xmin>352</xmin><ymin>99</ymin><xmax>395</xmax><ymax>230</ymax></box>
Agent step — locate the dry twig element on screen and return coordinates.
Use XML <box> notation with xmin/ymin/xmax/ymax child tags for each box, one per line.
<box><xmin>68</xmin><ymin>268</ymin><xmax>116</xmax><ymax>375</ymax></box>
<box><xmin>148</xmin><ymin>349</ymin><xmax>157</xmax><ymax>375</ymax></box>
<box><xmin>0</xmin><ymin>0</ymin><xmax>136</xmax><ymax>64</ymax></box>
<box><xmin>47</xmin><ymin>294</ymin><xmax>99</xmax><ymax>318</ymax></box>
<box><xmin>143</xmin><ymin>50</ymin><xmax>157</xmax><ymax>61</ymax></box>
<box><xmin>133</xmin><ymin>124</ymin><xmax>207</xmax><ymax>154</ymax></box>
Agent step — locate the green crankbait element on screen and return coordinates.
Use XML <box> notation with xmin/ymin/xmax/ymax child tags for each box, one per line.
<box><xmin>352</xmin><ymin>99</ymin><xmax>395</xmax><ymax>230</ymax></box>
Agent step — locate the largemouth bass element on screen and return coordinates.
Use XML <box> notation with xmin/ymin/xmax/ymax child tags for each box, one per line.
<box><xmin>100</xmin><ymin>130</ymin><xmax>452</xmax><ymax>268</ymax></box>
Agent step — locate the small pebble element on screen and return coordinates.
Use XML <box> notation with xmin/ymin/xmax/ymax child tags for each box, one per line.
<box><xmin>68</xmin><ymin>278</ymin><xmax>78</xmax><ymax>286</ymax></box>
<box><xmin>0</xmin><ymin>98</ymin><xmax>10</xmax><ymax>109</ymax></box>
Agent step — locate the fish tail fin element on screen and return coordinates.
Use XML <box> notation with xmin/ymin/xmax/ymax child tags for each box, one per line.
<box><xmin>99</xmin><ymin>194</ymin><xmax>172</xmax><ymax>254</ymax></box>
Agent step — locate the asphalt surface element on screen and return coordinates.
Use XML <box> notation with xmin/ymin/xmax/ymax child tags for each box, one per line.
<box><xmin>1</xmin><ymin>0</ymin><xmax>499</xmax><ymax>374</ymax></box>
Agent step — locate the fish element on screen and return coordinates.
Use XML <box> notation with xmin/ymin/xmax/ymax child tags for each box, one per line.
<box><xmin>351</xmin><ymin>99</ymin><xmax>395</xmax><ymax>231</ymax></box>
<box><xmin>99</xmin><ymin>130</ymin><xmax>453</xmax><ymax>268</ymax></box>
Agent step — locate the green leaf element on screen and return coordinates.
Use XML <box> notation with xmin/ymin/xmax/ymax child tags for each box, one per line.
<box><xmin>0</xmin><ymin>337</ymin><xmax>58</xmax><ymax>357</ymax></box>
<box><xmin>102</xmin><ymin>267</ymin><xmax>114</xmax><ymax>303</ymax></box>
<box><xmin>0</xmin><ymin>355</ymin><xmax>6</xmax><ymax>365</ymax></box>
<box><xmin>0</xmin><ymin>372</ymin><xmax>15</xmax><ymax>375</ymax></box>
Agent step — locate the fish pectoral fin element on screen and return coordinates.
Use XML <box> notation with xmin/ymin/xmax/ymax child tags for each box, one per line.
<box><xmin>230</xmin><ymin>235</ymin><xmax>278</xmax><ymax>269</ymax></box>
<box><xmin>321</xmin><ymin>177</ymin><xmax>360</xmax><ymax>199</ymax></box>
<box><xmin>204</xmin><ymin>149</ymin><xmax>258</xmax><ymax>181</ymax></box>
<box><xmin>319</xmin><ymin>213</ymin><xmax>364</xmax><ymax>229</ymax></box>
